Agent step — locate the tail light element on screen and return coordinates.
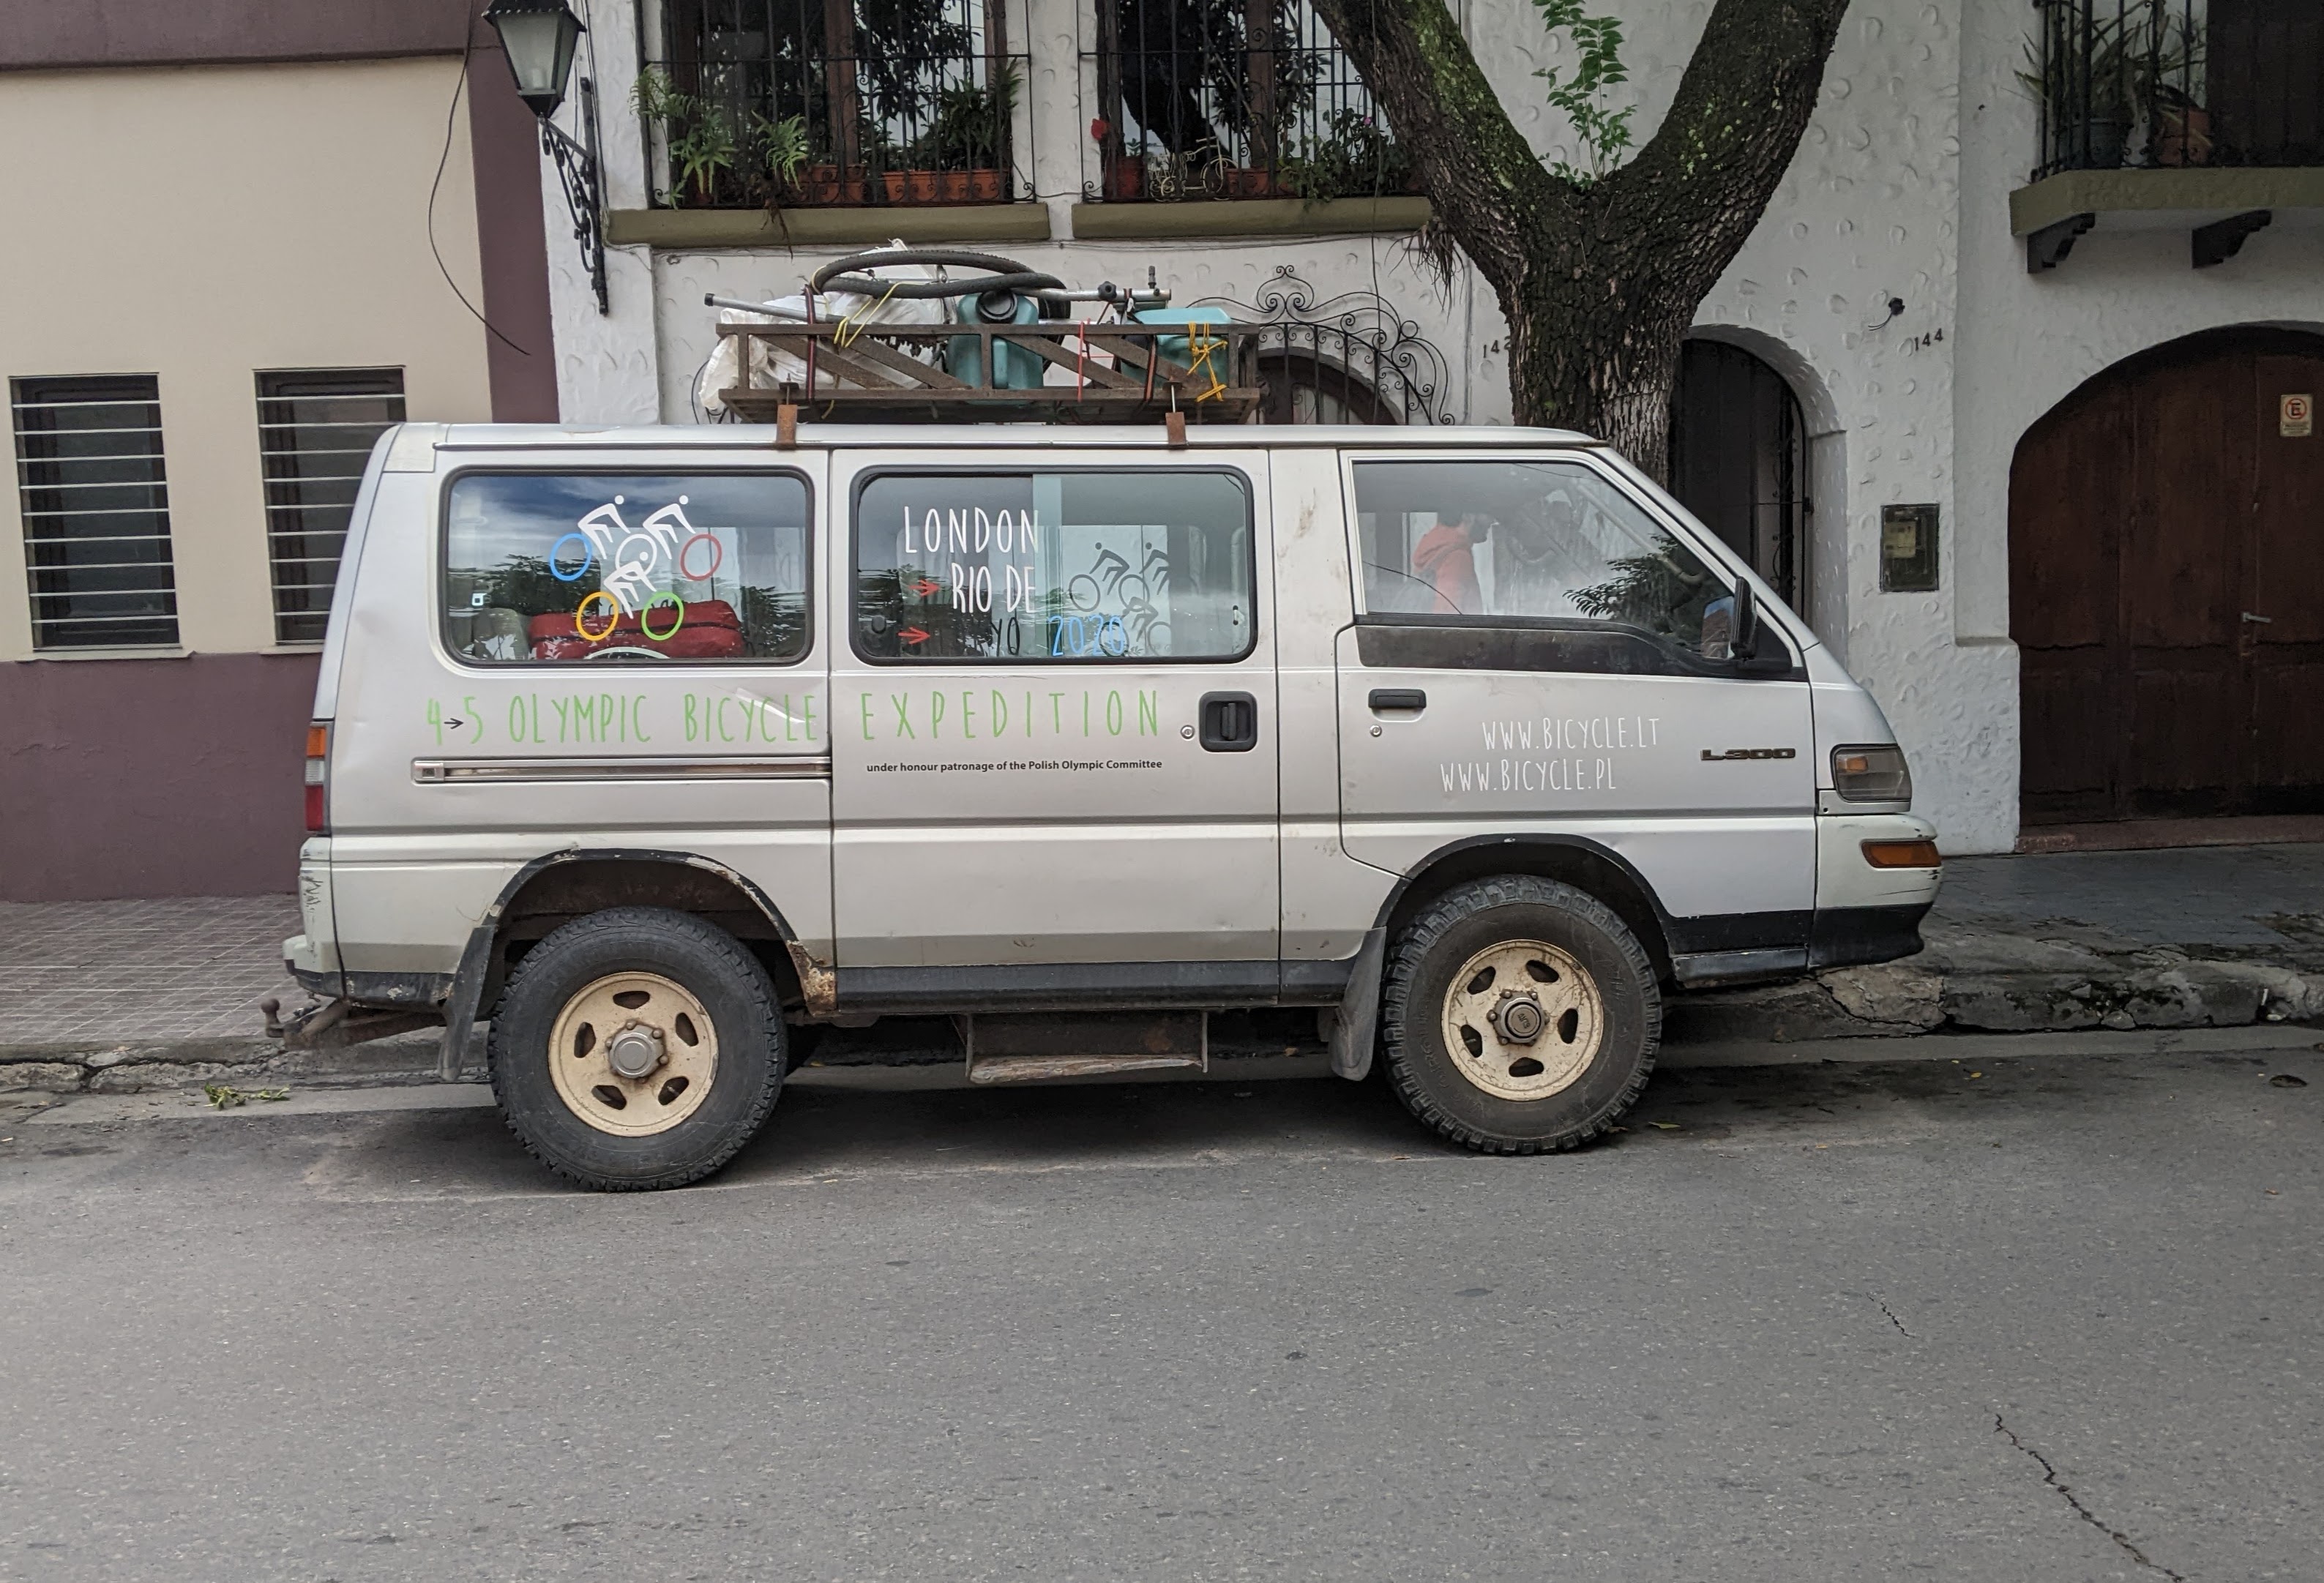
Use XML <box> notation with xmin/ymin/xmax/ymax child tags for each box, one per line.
<box><xmin>304</xmin><ymin>721</ymin><xmax>330</xmax><ymax>834</ymax></box>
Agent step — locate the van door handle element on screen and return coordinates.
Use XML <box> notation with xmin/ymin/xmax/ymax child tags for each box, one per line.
<box><xmin>1367</xmin><ymin>688</ymin><xmax>1427</xmax><ymax>713</ymax></box>
<box><xmin>1198</xmin><ymin>691</ymin><xmax>1259</xmax><ymax>752</ymax></box>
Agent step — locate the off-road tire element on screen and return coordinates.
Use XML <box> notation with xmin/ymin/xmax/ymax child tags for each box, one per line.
<box><xmin>1380</xmin><ymin>877</ymin><xmax>1660</xmax><ymax>1154</ymax></box>
<box><xmin>488</xmin><ymin>907</ymin><xmax>785</xmax><ymax>1191</ymax></box>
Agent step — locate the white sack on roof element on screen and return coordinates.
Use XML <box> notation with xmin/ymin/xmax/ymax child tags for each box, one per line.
<box><xmin>695</xmin><ymin>242</ymin><xmax>951</xmax><ymax>417</ymax></box>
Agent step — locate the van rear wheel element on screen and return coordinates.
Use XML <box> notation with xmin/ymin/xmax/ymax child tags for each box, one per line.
<box><xmin>488</xmin><ymin>907</ymin><xmax>785</xmax><ymax>1190</ymax></box>
<box><xmin>1380</xmin><ymin>877</ymin><xmax>1659</xmax><ymax>1154</ymax></box>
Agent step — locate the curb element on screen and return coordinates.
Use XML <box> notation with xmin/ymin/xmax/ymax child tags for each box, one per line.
<box><xmin>7</xmin><ymin>955</ymin><xmax>2322</xmax><ymax>1096</ymax></box>
<box><xmin>0</xmin><ymin>1033</ymin><xmax>446</xmax><ymax>1094</ymax></box>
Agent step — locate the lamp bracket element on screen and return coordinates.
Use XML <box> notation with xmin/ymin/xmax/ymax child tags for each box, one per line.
<box><xmin>541</xmin><ymin>75</ymin><xmax>609</xmax><ymax>315</ymax></box>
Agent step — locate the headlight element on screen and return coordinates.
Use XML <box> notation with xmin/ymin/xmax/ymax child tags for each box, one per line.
<box><xmin>1832</xmin><ymin>744</ymin><xmax>1911</xmax><ymax>803</ymax></box>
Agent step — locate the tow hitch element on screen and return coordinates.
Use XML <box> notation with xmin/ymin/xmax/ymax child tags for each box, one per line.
<box><xmin>261</xmin><ymin>996</ymin><xmax>440</xmax><ymax>1052</ymax></box>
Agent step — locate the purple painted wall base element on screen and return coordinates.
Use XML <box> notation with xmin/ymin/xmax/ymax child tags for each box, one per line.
<box><xmin>1</xmin><ymin>653</ymin><xmax>320</xmax><ymax>902</ymax></box>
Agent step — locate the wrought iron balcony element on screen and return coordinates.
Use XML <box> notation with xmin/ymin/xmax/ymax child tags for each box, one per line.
<box><xmin>648</xmin><ymin>0</ymin><xmax>1027</xmax><ymax>206</ymax></box>
<box><xmin>2030</xmin><ymin>0</ymin><xmax>2323</xmax><ymax>179</ymax></box>
<box><xmin>1083</xmin><ymin>0</ymin><xmax>1414</xmax><ymax>201</ymax></box>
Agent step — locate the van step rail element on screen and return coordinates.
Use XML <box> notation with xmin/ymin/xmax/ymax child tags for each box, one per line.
<box><xmin>960</xmin><ymin>1011</ymin><xmax>1211</xmax><ymax>1085</ymax></box>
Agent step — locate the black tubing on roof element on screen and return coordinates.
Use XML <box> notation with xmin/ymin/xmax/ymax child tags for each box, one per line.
<box><xmin>807</xmin><ymin>248</ymin><xmax>1064</xmax><ymax>300</ymax></box>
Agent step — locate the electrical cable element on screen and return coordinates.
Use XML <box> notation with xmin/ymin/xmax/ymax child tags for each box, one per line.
<box><xmin>428</xmin><ymin>20</ymin><xmax>531</xmax><ymax>355</ymax></box>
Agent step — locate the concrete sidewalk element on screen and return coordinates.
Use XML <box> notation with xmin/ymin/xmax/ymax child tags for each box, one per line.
<box><xmin>4</xmin><ymin>843</ymin><xmax>2321</xmax><ymax>1093</ymax></box>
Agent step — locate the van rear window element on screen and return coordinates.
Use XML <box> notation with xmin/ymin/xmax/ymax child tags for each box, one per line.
<box><xmin>442</xmin><ymin>472</ymin><xmax>810</xmax><ymax>665</ymax></box>
<box><xmin>852</xmin><ymin>470</ymin><xmax>1254</xmax><ymax>663</ymax></box>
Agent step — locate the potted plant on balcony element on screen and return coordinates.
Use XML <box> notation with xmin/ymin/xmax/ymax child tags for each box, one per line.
<box><xmin>1281</xmin><ymin>109</ymin><xmax>1414</xmax><ymax>203</ymax></box>
<box><xmin>884</xmin><ymin>68</ymin><xmax>1017</xmax><ymax>203</ymax></box>
<box><xmin>2019</xmin><ymin>4</ymin><xmax>2204</xmax><ymax>171</ymax></box>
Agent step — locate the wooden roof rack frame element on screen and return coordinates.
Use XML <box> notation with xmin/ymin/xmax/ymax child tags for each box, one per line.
<box><xmin>717</xmin><ymin>319</ymin><xmax>1266</xmax><ymax>425</ymax></box>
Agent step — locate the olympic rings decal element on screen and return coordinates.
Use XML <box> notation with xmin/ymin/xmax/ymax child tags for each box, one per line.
<box><xmin>574</xmin><ymin>591</ymin><xmax>620</xmax><ymax>641</ymax></box>
<box><xmin>677</xmin><ymin>532</ymin><xmax>723</xmax><ymax>583</ymax></box>
<box><xmin>640</xmin><ymin>593</ymin><xmax>686</xmax><ymax>642</ymax></box>
<box><xmin>549</xmin><ymin>532</ymin><xmax>595</xmax><ymax>582</ymax></box>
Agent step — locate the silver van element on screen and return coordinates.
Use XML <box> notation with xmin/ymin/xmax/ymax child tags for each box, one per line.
<box><xmin>284</xmin><ymin>422</ymin><xmax>1938</xmax><ymax>1189</ymax></box>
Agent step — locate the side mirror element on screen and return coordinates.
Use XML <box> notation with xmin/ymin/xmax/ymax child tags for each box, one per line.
<box><xmin>1730</xmin><ymin>580</ymin><xmax>1793</xmax><ymax>675</ymax></box>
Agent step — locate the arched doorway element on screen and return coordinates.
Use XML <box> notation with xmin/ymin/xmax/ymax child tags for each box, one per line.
<box><xmin>2012</xmin><ymin>327</ymin><xmax>2324</xmax><ymax>826</ymax></box>
<box><xmin>1670</xmin><ymin>339</ymin><xmax>1808</xmax><ymax>607</ymax></box>
<box><xmin>1255</xmin><ymin>349</ymin><xmax>1397</xmax><ymax>424</ymax></box>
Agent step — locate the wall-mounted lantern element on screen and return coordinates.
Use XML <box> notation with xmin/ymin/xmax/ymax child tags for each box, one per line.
<box><xmin>483</xmin><ymin>0</ymin><xmax>608</xmax><ymax>315</ymax></box>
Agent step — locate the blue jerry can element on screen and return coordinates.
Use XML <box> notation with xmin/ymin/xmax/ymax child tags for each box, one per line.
<box><xmin>949</xmin><ymin>290</ymin><xmax>1047</xmax><ymax>391</ymax></box>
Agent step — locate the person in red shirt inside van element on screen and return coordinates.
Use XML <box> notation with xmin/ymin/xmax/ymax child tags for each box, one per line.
<box><xmin>1411</xmin><ymin>509</ymin><xmax>1486</xmax><ymax>615</ymax></box>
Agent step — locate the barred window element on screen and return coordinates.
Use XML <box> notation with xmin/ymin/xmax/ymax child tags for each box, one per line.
<box><xmin>12</xmin><ymin>375</ymin><xmax>179</xmax><ymax>649</ymax></box>
<box><xmin>648</xmin><ymin>0</ymin><xmax>1025</xmax><ymax>208</ymax></box>
<box><xmin>258</xmin><ymin>368</ymin><xmax>405</xmax><ymax>643</ymax></box>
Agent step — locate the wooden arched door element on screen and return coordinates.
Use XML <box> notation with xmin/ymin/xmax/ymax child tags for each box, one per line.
<box><xmin>2012</xmin><ymin>329</ymin><xmax>2324</xmax><ymax>825</ymax></box>
<box><xmin>1670</xmin><ymin>339</ymin><xmax>1807</xmax><ymax>607</ymax></box>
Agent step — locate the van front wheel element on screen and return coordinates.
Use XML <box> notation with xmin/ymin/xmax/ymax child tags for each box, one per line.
<box><xmin>488</xmin><ymin>907</ymin><xmax>785</xmax><ymax>1190</ymax></box>
<box><xmin>1380</xmin><ymin>877</ymin><xmax>1660</xmax><ymax>1154</ymax></box>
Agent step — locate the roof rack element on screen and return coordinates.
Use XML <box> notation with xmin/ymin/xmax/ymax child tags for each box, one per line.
<box><xmin>704</xmin><ymin>247</ymin><xmax>1262</xmax><ymax>425</ymax></box>
<box><xmin>715</xmin><ymin>321</ymin><xmax>1263</xmax><ymax>423</ymax></box>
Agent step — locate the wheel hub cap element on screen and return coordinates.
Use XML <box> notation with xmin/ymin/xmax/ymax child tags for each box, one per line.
<box><xmin>1440</xmin><ymin>939</ymin><xmax>1604</xmax><ymax>1101</ymax></box>
<box><xmin>547</xmin><ymin>972</ymin><xmax>719</xmax><ymax>1137</ymax></box>
<box><xmin>1489</xmin><ymin>992</ymin><xmax>1546</xmax><ymax>1044</ymax></box>
<box><xmin>605</xmin><ymin>1022</ymin><xmax>665</xmax><ymax>1079</ymax></box>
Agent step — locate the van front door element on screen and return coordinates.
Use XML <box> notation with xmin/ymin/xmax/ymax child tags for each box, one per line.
<box><xmin>829</xmin><ymin>452</ymin><xmax>1280</xmax><ymax>1002</ymax></box>
<box><xmin>1335</xmin><ymin>452</ymin><xmax>1817</xmax><ymax>959</ymax></box>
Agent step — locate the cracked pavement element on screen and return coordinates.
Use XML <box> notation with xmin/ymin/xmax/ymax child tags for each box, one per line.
<box><xmin>4</xmin><ymin>1041</ymin><xmax>2321</xmax><ymax>1579</ymax></box>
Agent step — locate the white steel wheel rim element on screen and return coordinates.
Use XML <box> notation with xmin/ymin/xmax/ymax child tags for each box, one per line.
<box><xmin>1439</xmin><ymin>938</ymin><xmax>1604</xmax><ymax>1101</ymax></box>
<box><xmin>547</xmin><ymin>971</ymin><xmax>720</xmax><ymax>1137</ymax></box>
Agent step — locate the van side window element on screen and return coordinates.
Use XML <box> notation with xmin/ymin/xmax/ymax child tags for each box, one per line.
<box><xmin>1352</xmin><ymin>460</ymin><xmax>1730</xmax><ymax>659</ymax></box>
<box><xmin>442</xmin><ymin>472</ymin><xmax>810</xmax><ymax>665</ymax></box>
<box><xmin>852</xmin><ymin>471</ymin><xmax>1255</xmax><ymax>662</ymax></box>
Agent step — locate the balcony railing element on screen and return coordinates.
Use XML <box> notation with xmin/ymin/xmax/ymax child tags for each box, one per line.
<box><xmin>648</xmin><ymin>0</ymin><xmax>1027</xmax><ymax>206</ymax></box>
<box><xmin>1084</xmin><ymin>0</ymin><xmax>1413</xmax><ymax>201</ymax></box>
<box><xmin>2030</xmin><ymin>0</ymin><xmax>2323</xmax><ymax>178</ymax></box>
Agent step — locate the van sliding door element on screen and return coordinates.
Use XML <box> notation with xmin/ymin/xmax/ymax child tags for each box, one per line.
<box><xmin>827</xmin><ymin>451</ymin><xmax>1281</xmax><ymax>1000</ymax></box>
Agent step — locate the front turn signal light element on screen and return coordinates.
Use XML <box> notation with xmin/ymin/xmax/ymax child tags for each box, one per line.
<box><xmin>1861</xmin><ymin>839</ymin><xmax>1940</xmax><ymax>869</ymax></box>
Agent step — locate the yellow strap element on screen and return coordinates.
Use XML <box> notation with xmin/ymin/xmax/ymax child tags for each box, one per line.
<box><xmin>834</xmin><ymin>279</ymin><xmax>902</xmax><ymax>348</ymax></box>
<box><xmin>1188</xmin><ymin>329</ymin><xmax>1228</xmax><ymax>403</ymax></box>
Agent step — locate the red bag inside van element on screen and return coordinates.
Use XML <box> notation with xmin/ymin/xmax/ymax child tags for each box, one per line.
<box><xmin>529</xmin><ymin>598</ymin><xmax>745</xmax><ymax>661</ymax></box>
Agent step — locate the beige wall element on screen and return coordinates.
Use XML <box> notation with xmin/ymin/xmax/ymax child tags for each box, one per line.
<box><xmin>0</xmin><ymin>57</ymin><xmax>496</xmax><ymax>662</ymax></box>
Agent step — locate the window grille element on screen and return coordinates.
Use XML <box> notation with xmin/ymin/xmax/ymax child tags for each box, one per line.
<box><xmin>1086</xmin><ymin>0</ymin><xmax>1408</xmax><ymax>201</ymax></box>
<box><xmin>257</xmin><ymin>368</ymin><xmax>405</xmax><ymax>644</ymax></box>
<box><xmin>2030</xmin><ymin>0</ymin><xmax>2324</xmax><ymax>178</ymax></box>
<box><xmin>649</xmin><ymin>0</ymin><xmax>1028</xmax><ymax>206</ymax></box>
<box><xmin>12</xmin><ymin>374</ymin><xmax>179</xmax><ymax>649</ymax></box>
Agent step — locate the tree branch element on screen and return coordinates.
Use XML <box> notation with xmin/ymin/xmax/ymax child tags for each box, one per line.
<box><xmin>1307</xmin><ymin>0</ymin><xmax>1579</xmax><ymax>294</ymax></box>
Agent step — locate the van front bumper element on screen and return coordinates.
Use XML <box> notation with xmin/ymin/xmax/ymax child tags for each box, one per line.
<box><xmin>1809</xmin><ymin>902</ymin><xmax>1932</xmax><ymax>970</ymax></box>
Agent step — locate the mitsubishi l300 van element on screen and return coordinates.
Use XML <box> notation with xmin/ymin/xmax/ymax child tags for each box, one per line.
<box><xmin>283</xmin><ymin>422</ymin><xmax>1938</xmax><ymax>1189</ymax></box>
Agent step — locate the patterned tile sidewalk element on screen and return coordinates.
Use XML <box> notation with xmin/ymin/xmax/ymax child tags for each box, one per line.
<box><xmin>0</xmin><ymin>895</ymin><xmax>300</xmax><ymax>1047</ymax></box>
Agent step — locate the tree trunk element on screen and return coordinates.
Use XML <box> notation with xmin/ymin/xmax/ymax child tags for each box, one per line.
<box><xmin>1309</xmin><ymin>0</ymin><xmax>1850</xmax><ymax>482</ymax></box>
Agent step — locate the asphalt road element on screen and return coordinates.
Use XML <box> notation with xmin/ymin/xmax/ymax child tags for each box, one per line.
<box><xmin>4</xmin><ymin>1044</ymin><xmax>2320</xmax><ymax>1582</ymax></box>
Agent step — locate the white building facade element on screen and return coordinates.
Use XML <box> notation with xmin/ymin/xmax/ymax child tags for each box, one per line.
<box><xmin>530</xmin><ymin>0</ymin><xmax>2324</xmax><ymax>856</ymax></box>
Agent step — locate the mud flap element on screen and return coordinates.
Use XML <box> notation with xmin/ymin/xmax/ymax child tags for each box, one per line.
<box><xmin>1329</xmin><ymin>927</ymin><xmax>1388</xmax><ymax>1081</ymax></box>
